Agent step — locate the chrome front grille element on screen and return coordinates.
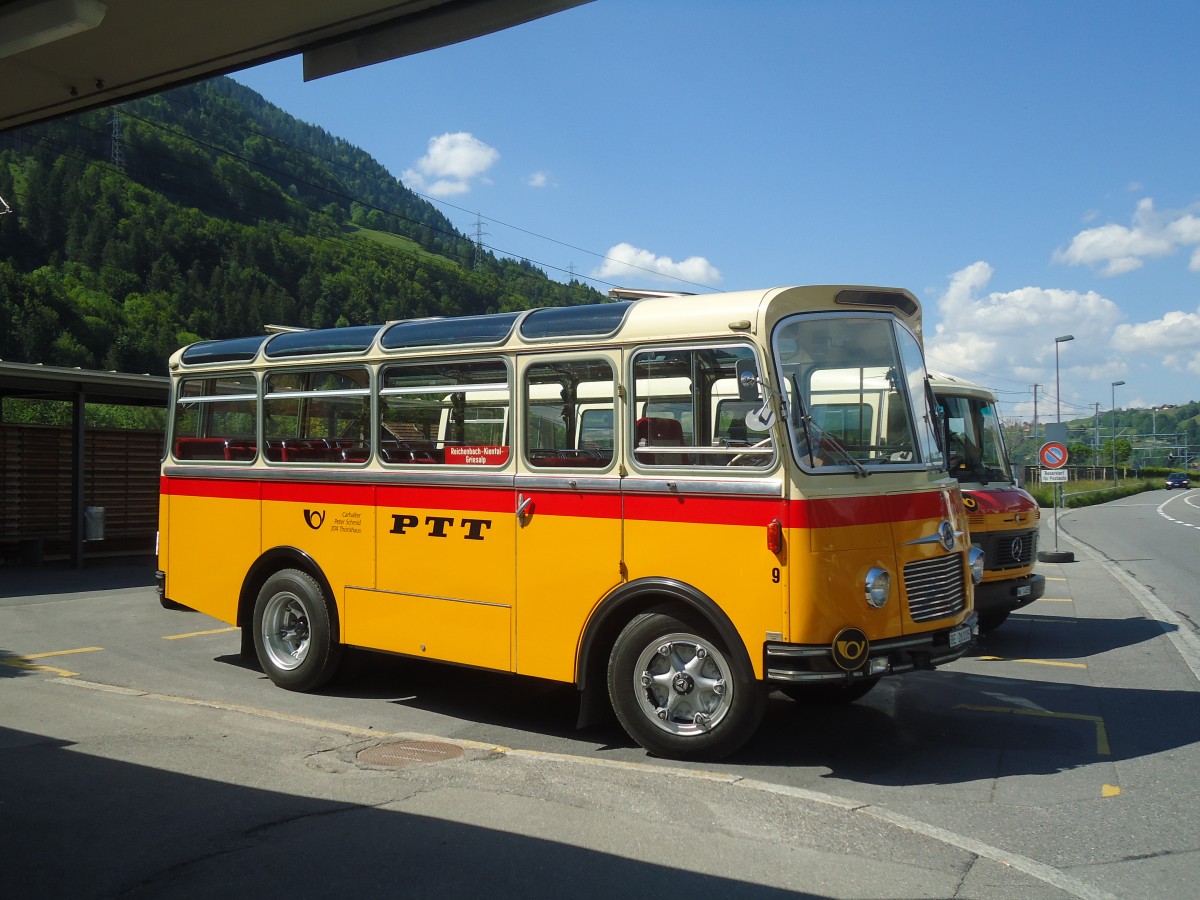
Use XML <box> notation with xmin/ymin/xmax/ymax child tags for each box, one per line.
<box><xmin>978</xmin><ymin>528</ymin><xmax>1038</xmax><ymax>570</ymax></box>
<box><xmin>904</xmin><ymin>553</ymin><xmax>966</xmax><ymax>622</ymax></box>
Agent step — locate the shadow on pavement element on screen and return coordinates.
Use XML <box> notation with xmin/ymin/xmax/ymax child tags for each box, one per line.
<box><xmin>0</xmin><ymin>556</ymin><xmax>157</xmax><ymax>599</ymax></box>
<box><xmin>971</xmin><ymin>612</ymin><xmax>1176</xmax><ymax>661</ymax></box>
<box><xmin>207</xmin><ymin>632</ymin><xmax>1200</xmax><ymax>787</ymax></box>
<box><xmin>0</xmin><ymin>723</ymin><xmax>825</xmax><ymax>899</ymax></box>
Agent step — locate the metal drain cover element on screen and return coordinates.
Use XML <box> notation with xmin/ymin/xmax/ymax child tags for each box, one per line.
<box><xmin>357</xmin><ymin>740</ymin><xmax>464</xmax><ymax>767</ymax></box>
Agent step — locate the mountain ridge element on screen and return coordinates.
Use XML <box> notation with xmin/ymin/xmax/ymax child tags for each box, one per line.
<box><xmin>1</xmin><ymin>76</ymin><xmax>599</xmax><ymax>377</ymax></box>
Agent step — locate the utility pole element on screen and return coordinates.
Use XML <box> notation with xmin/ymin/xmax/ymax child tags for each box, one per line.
<box><xmin>1031</xmin><ymin>384</ymin><xmax>1040</xmax><ymax>440</ymax></box>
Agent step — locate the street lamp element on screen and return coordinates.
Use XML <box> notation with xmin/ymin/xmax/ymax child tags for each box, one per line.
<box><xmin>1111</xmin><ymin>380</ymin><xmax>1125</xmax><ymax>485</ymax></box>
<box><xmin>1055</xmin><ymin>335</ymin><xmax>1074</xmax><ymax>423</ymax></box>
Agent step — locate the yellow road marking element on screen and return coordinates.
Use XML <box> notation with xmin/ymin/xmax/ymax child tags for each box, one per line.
<box><xmin>0</xmin><ymin>646</ymin><xmax>104</xmax><ymax>677</ymax></box>
<box><xmin>3</xmin><ymin>662</ymin><xmax>80</xmax><ymax>676</ymax></box>
<box><xmin>163</xmin><ymin>626</ymin><xmax>238</xmax><ymax>640</ymax></box>
<box><xmin>18</xmin><ymin>647</ymin><xmax>103</xmax><ymax>659</ymax></box>
<box><xmin>1102</xmin><ymin>785</ymin><xmax>1121</xmax><ymax>798</ymax></box>
<box><xmin>957</xmin><ymin>703</ymin><xmax>1110</xmax><ymax>755</ymax></box>
<box><xmin>977</xmin><ymin>656</ymin><xmax>1086</xmax><ymax>669</ymax></box>
<box><xmin>1046</xmin><ymin>576</ymin><xmax>1068</xmax><ymax>581</ymax></box>
<box><xmin>1038</xmin><ymin>597</ymin><xmax>1073</xmax><ymax>602</ymax></box>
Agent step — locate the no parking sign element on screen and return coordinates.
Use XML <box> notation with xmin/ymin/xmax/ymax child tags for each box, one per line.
<box><xmin>1039</xmin><ymin>441</ymin><xmax>1068</xmax><ymax>469</ymax></box>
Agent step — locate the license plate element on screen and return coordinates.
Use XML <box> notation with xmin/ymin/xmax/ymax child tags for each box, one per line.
<box><xmin>1016</xmin><ymin>585</ymin><xmax>1032</xmax><ymax>598</ymax></box>
<box><xmin>948</xmin><ymin>625</ymin><xmax>972</xmax><ymax>648</ymax></box>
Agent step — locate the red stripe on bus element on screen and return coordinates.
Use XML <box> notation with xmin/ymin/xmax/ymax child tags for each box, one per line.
<box><xmin>521</xmin><ymin>491</ymin><xmax>623</xmax><ymax>519</ymax></box>
<box><xmin>624</xmin><ymin>493</ymin><xmax>783</xmax><ymax>527</ymax></box>
<box><xmin>262</xmin><ymin>482</ymin><xmax>377</xmax><ymax>506</ymax></box>
<box><xmin>160</xmin><ymin>476</ymin><xmax>953</xmax><ymax>529</ymax></box>
<box><xmin>160</xmin><ymin>477</ymin><xmax>261</xmax><ymax>501</ymax></box>
<box><xmin>794</xmin><ymin>491</ymin><xmax>952</xmax><ymax>528</ymax></box>
<box><xmin>376</xmin><ymin>483</ymin><xmax>514</xmax><ymax>514</ymax></box>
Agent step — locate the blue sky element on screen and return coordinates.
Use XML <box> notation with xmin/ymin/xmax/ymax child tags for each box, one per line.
<box><xmin>233</xmin><ymin>0</ymin><xmax>1200</xmax><ymax>422</ymax></box>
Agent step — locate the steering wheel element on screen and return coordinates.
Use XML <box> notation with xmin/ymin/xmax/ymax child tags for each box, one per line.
<box><xmin>729</xmin><ymin>437</ymin><xmax>773</xmax><ymax>467</ymax></box>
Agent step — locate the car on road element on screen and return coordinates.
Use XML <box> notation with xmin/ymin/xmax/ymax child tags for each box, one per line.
<box><xmin>1166</xmin><ymin>472</ymin><xmax>1191</xmax><ymax>489</ymax></box>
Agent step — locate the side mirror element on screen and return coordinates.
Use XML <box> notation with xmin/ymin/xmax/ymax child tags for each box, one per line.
<box><xmin>736</xmin><ymin>359</ymin><xmax>759</xmax><ymax>401</ymax></box>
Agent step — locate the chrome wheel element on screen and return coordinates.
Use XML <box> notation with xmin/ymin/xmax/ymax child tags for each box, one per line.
<box><xmin>260</xmin><ymin>590</ymin><xmax>311</xmax><ymax>671</ymax></box>
<box><xmin>633</xmin><ymin>632</ymin><xmax>734</xmax><ymax>735</ymax></box>
<box><xmin>608</xmin><ymin>611</ymin><xmax>764</xmax><ymax>760</ymax></box>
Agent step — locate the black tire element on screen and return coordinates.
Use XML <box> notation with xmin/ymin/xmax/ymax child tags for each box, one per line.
<box><xmin>607</xmin><ymin>611</ymin><xmax>765</xmax><ymax>761</ymax></box>
<box><xmin>781</xmin><ymin>677</ymin><xmax>879</xmax><ymax>705</ymax></box>
<box><xmin>252</xmin><ymin>568</ymin><xmax>341</xmax><ymax>691</ymax></box>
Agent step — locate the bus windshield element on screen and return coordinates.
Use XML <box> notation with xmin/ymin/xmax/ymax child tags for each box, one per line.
<box><xmin>774</xmin><ymin>313</ymin><xmax>944</xmax><ymax>473</ymax></box>
<box><xmin>941</xmin><ymin>393</ymin><xmax>1014</xmax><ymax>485</ymax></box>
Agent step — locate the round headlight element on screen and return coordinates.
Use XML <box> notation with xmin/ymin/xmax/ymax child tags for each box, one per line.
<box><xmin>865</xmin><ymin>567</ymin><xmax>891</xmax><ymax>608</ymax></box>
<box><xmin>969</xmin><ymin>547</ymin><xmax>985</xmax><ymax>584</ymax></box>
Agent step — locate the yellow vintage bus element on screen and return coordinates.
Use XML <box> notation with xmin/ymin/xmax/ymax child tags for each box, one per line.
<box><xmin>157</xmin><ymin>285</ymin><xmax>981</xmax><ymax>760</ymax></box>
<box><xmin>931</xmin><ymin>373</ymin><xmax>1044</xmax><ymax>631</ymax></box>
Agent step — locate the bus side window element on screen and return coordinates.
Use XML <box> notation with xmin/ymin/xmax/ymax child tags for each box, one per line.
<box><xmin>630</xmin><ymin>344</ymin><xmax>773</xmax><ymax>469</ymax></box>
<box><xmin>171</xmin><ymin>374</ymin><xmax>258</xmax><ymax>463</ymax></box>
<box><xmin>524</xmin><ymin>359</ymin><xmax>615</xmax><ymax>469</ymax></box>
<box><xmin>263</xmin><ymin>368</ymin><xmax>370</xmax><ymax>464</ymax></box>
<box><xmin>380</xmin><ymin>359</ymin><xmax>510</xmax><ymax>467</ymax></box>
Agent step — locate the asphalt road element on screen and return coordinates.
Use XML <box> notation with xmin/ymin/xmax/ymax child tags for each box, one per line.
<box><xmin>2</xmin><ymin>495</ymin><xmax>1199</xmax><ymax>898</ymax></box>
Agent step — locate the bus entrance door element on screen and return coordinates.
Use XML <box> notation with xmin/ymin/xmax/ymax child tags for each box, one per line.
<box><xmin>513</xmin><ymin>352</ymin><xmax>624</xmax><ymax>682</ymax></box>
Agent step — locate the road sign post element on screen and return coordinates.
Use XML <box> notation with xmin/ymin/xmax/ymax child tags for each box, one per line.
<box><xmin>1037</xmin><ymin>442</ymin><xmax>1074</xmax><ymax>563</ymax></box>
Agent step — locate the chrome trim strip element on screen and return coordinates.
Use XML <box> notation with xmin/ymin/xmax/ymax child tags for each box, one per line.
<box><xmin>902</xmin><ymin>530</ymin><xmax>965</xmax><ymax>547</ymax></box>
<box><xmin>622</xmin><ymin>478</ymin><xmax>783</xmax><ymax>497</ymax></box>
<box><xmin>764</xmin><ymin>646</ymin><xmax>830</xmax><ymax>659</ymax></box>
<box><xmin>766</xmin><ymin>670</ymin><xmax>849</xmax><ymax>684</ymax></box>
<box><xmin>515</xmin><ymin>475</ymin><xmax>623</xmax><ymax>492</ymax></box>
<box><xmin>163</xmin><ymin>465</ymin><xmax>517</xmax><ymax>489</ymax></box>
<box><xmin>633</xmin><ymin>446</ymin><xmax>772</xmax><ymax>458</ymax></box>
<box><xmin>764</xmin><ymin>631</ymin><xmax>954</xmax><ymax>658</ymax></box>
<box><xmin>346</xmin><ymin>585</ymin><xmax>511</xmax><ymax>609</ymax></box>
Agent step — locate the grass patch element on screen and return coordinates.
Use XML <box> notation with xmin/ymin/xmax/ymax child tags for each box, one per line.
<box><xmin>345</xmin><ymin>224</ymin><xmax>460</xmax><ymax>268</ymax></box>
<box><xmin>1027</xmin><ymin>478</ymin><xmax>1159</xmax><ymax>508</ymax></box>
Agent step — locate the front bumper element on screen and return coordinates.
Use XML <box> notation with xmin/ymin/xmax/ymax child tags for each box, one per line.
<box><xmin>974</xmin><ymin>573</ymin><xmax>1046</xmax><ymax>616</ymax></box>
<box><xmin>764</xmin><ymin>613</ymin><xmax>979</xmax><ymax>685</ymax></box>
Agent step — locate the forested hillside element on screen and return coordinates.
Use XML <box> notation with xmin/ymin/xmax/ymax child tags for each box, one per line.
<box><xmin>0</xmin><ymin>77</ymin><xmax>599</xmax><ymax>376</ymax></box>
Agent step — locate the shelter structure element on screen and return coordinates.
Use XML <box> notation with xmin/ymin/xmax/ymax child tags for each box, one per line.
<box><xmin>0</xmin><ymin>0</ymin><xmax>591</xmax><ymax>132</ymax></box>
<box><xmin>0</xmin><ymin>360</ymin><xmax>167</xmax><ymax>568</ymax></box>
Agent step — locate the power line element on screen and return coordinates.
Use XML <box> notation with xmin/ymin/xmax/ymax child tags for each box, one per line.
<box><xmin>155</xmin><ymin>85</ymin><xmax>722</xmax><ymax>294</ymax></box>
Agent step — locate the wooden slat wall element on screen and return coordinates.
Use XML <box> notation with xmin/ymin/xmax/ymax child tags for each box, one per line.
<box><xmin>0</xmin><ymin>424</ymin><xmax>162</xmax><ymax>559</ymax></box>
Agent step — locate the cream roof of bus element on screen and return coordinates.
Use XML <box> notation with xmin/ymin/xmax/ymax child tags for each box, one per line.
<box><xmin>168</xmin><ymin>285</ymin><xmax>920</xmax><ymax>370</ymax></box>
<box><xmin>929</xmin><ymin>371</ymin><xmax>996</xmax><ymax>401</ymax></box>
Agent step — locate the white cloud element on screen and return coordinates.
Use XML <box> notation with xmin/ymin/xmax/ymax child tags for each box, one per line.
<box><xmin>1113</xmin><ymin>307</ymin><xmax>1200</xmax><ymax>375</ymax></box>
<box><xmin>525</xmin><ymin>171</ymin><xmax>551</xmax><ymax>188</ymax></box>
<box><xmin>591</xmin><ymin>242</ymin><xmax>721</xmax><ymax>285</ymax></box>
<box><xmin>926</xmin><ymin>261</ymin><xmax>1125</xmax><ymax>399</ymax></box>
<box><xmin>402</xmin><ymin>132</ymin><xmax>499</xmax><ymax>198</ymax></box>
<box><xmin>1053</xmin><ymin>197</ymin><xmax>1200</xmax><ymax>276</ymax></box>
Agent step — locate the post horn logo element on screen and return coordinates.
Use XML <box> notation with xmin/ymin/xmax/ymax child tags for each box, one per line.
<box><xmin>831</xmin><ymin>626</ymin><xmax>870</xmax><ymax>671</ymax></box>
<box><xmin>303</xmin><ymin>509</ymin><xmax>326</xmax><ymax>530</ymax></box>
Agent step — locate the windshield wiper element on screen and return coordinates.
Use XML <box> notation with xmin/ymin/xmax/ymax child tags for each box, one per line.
<box><xmin>814</xmin><ymin>425</ymin><xmax>869</xmax><ymax>477</ymax></box>
<box><xmin>789</xmin><ymin>374</ymin><xmax>867</xmax><ymax>477</ymax></box>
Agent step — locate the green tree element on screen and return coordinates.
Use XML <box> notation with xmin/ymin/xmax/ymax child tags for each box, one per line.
<box><xmin>1067</xmin><ymin>441</ymin><xmax>1094</xmax><ymax>465</ymax></box>
<box><xmin>1101</xmin><ymin>438</ymin><xmax>1133</xmax><ymax>467</ymax></box>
